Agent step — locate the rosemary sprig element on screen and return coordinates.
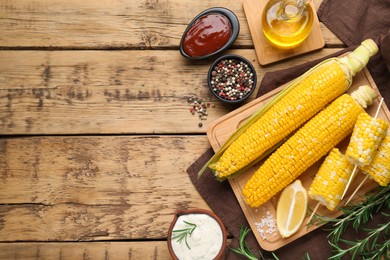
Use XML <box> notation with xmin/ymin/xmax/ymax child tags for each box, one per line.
<box><xmin>230</xmin><ymin>226</ymin><xmax>284</xmax><ymax>260</ymax></box>
<box><xmin>301</xmin><ymin>252</ymin><xmax>311</xmax><ymax>260</ymax></box>
<box><xmin>309</xmin><ymin>185</ymin><xmax>390</xmax><ymax>259</ymax></box>
<box><xmin>329</xmin><ymin>213</ymin><xmax>390</xmax><ymax>260</ymax></box>
<box><xmin>329</xmin><ymin>214</ymin><xmax>390</xmax><ymax>259</ymax></box>
<box><xmin>171</xmin><ymin>220</ymin><xmax>197</xmax><ymax>250</ymax></box>
<box><xmin>229</xmin><ymin>226</ymin><xmax>259</xmax><ymax>260</ymax></box>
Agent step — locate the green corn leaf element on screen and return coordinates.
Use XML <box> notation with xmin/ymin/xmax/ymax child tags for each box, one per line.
<box><xmin>198</xmin><ymin>58</ymin><xmax>346</xmax><ymax>180</ymax></box>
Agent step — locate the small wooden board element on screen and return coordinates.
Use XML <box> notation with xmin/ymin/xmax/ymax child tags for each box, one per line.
<box><xmin>243</xmin><ymin>0</ymin><xmax>325</xmax><ymax>65</ymax></box>
<box><xmin>207</xmin><ymin>68</ymin><xmax>390</xmax><ymax>251</ymax></box>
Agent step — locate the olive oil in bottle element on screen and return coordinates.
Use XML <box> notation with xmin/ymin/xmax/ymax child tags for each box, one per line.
<box><xmin>262</xmin><ymin>0</ymin><xmax>314</xmax><ymax>48</ymax></box>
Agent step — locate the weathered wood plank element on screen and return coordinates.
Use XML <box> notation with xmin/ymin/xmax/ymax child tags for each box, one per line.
<box><xmin>0</xmin><ymin>242</ymin><xmax>173</xmax><ymax>259</ymax></box>
<box><xmin>0</xmin><ymin>0</ymin><xmax>341</xmax><ymax>49</ymax></box>
<box><xmin>0</xmin><ymin>204</ymin><xmax>180</xmax><ymax>241</ymax></box>
<box><xmin>0</xmin><ymin>135</ymin><xmax>211</xmax><ymax>241</ymax></box>
<box><xmin>0</xmin><ymin>0</ymin><xmax>251</xmax><ymax>48</ymax></box>
<box><xmin>0</xmin><ymin>49</ymin><xmax>342</xmax><ymax>135</ymax></box>
<box><xmin>0</xmin><ymin>135</ymin><xmax>209</xmax><ymax>205</ymax></box>
<box><xmin>0</xmin><ymin>240</ymin><xmax>232</xmax><ymax>259</ymax></box>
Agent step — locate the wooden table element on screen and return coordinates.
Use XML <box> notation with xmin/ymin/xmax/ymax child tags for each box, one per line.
<box><xmin>0</xmin><ymin>0</ymin><xmax>346</xmax><ymax>258</ymax></box>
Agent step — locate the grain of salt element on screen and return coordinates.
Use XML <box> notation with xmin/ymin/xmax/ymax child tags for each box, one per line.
<box><xmin>254</xmin><ymin>211</ymin><xmax>278</xmax><ymax>240</ymax></box>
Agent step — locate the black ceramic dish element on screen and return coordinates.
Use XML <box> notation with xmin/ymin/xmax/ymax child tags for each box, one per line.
<box><xmin>207</xmin><ymin>54</ymin><xmax>257</xmax><ymax>104</ymax></box>
<box><xmin>179</xmin><ymin>7</ymin><xmax>240</xmax><ymax>60</ymax></box>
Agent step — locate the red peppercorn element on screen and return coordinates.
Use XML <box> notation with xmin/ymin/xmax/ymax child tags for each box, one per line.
<box><xmin>210</xmin><ymin>58</ymin><xmax>255</xmax><ymax>101</ymax></box>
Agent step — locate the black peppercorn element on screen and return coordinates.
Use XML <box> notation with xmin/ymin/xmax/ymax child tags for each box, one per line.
<box><xmin>210</xmin><ymin>58</ymin><xmax>255</xmax><ymax>101</ymax></box>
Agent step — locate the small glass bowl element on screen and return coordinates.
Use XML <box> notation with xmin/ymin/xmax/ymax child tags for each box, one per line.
<box><xmin>207</xmin><ymin>54</ymin><xmax>257</xmax><ymax>104</ymax></box>
<box><xmin>167</xmin><ymin>208</ymin><xmax>227</xmax><ymax>260</ymax></box>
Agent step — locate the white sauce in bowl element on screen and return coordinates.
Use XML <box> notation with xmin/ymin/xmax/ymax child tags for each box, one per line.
<box><xmin>170</xmin><ymin>213</ymin><xmax>223</xmax><ymax>260</ymax></box>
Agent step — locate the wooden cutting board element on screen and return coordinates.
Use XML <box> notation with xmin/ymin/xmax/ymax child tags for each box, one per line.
<box><xmin>207</xmin><ymin>68</ymin><xmax>390</xmax><ymax>251</ymax></box>
<box><xmin>243</xmin><ymin>0</ymin><xmax>325</xmax><ymax>65</ymax></box>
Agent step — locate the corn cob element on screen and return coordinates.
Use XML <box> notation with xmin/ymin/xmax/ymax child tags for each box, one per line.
<box><xmin>340</xmin><ymin>98</ymin><xmax>387</xmax><ymax>200</ymax></box>
<box><xmin>350</xmin><ymin>85</ymin><xmax>378</xmax><ymax>109</ymax></box>
<box><xmin>345</xmin><ymin>112</ymin><xmax>389</xmax><ymax>166</ymax></box>
<box><xmin>360</xmin><ymin>130</ymin><xmax>390</xmax><ymax>186</ymax></box>
<box><xmin>308</xmin><ymin>148</ymin><xmax>355</xmax><ymax>211</ymax></box>
<box><xmin>243</xmin><ymin>93</ymin><xmax>366</xmax><ymax>208</ymax></box>
<box><xmin>199</xmin><ymin>39</ymin><xmax>378</xmax><ymax>181</ymax></box>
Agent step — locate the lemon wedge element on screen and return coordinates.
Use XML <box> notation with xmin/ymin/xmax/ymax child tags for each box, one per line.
<box><xmin>276</xmin><ymin>179</ymin><xmax>307</xmax><ymax>238</ymax></box>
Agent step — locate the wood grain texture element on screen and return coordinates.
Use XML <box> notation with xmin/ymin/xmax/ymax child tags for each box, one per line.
<box><xmin>207</xmin><ymin>68</ymin><xmax>389</xmax><ymax>251</ymax></box>
<box><xmin>0</xmin><ymin>242</ymin><xmax>173</xmax><ymax>259</ymax></box>
<box><xmin>0</xmin><ymin>0</ymin><xmax>250</xmax><ymax>49</ymax></box>
<box><xmin>0</xmin><ymin>0</ymin><xmax>354</xmax><ymax>257</ymax></box>
<box><xmin>0</xmin><ymin>0</ymin><xmax>342</xmax><ymax>49</ymax></box>
<box><xmin>0</xmin><ymin>49</ymin><xmax>342</xmax><ymax>135</ymax></box>
<box><xmin>0</xmin><ymin>240</ymin><xmax>230</xmax><ymax>259</ymax></box>
<box><xmin>0</xmin><ymin>135</ymin><xmax>210</xmax><ymax>241</ymax></box>
<box><xmin>243</xmin><ymin>0</ymin><xmax>325</xmax><ymax>65</ymax></box>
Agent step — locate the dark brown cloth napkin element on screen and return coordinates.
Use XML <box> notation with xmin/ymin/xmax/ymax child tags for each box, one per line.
<box><xmin>187</xmin><ymin>0</ymin><xmax>390</xmax><ymax>258</ymax></box>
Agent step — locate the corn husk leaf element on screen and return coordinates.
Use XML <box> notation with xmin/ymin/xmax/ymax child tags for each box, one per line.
<box><xmin>198</xmin><ymin>58</ymin><xmax>350</xmax><ymax>181</ymax></box>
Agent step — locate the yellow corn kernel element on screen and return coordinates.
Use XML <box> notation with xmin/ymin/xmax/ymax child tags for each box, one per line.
<box><xmin>309</xmin><ymin>148</ymin><xmax>354</xmax><ymax>211</ymax></box>
<box><xmin>213</xmin><ymin>61</ymin><xmax>349</xmax><ymax>179</ymax></box>
<box><xmin>198</xmin><ymin>40</ymin><xmax>378</xmax><ymax>181</ymax></box>
<box><xmin>243</xmin><ymin>94</ymin><xmax>364</xmax><ymax>208</ymax></box>
<box><xmin>360</xmin><ymin>130</ymin><xmax>390</xmax><ymax>186</ymax></box>
<box><xmin>345</xmin><ymin>112</ymin><xmax>389</xmax><ymax>166</ymax></box>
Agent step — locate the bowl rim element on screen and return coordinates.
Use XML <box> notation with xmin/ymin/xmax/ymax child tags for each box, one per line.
<box><xmin>167</xmin><ymin>208</ymin><xmax>227</xmax><ymax>260</ymax></box>
<box><xmin>207</xmin><ymin>54</ymin><xmax>257</xmax><ymax>104</ymax></box>
<box><xmin>179</xmin><ymin>7</ymin><xmax>240</xmax><ymax>60</ymax></box>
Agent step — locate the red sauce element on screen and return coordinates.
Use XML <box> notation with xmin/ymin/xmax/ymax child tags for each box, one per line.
<box><xmin>183</xmin><ymin>13</ymin><xmax>232</xmax><ymax>57</ymax></box>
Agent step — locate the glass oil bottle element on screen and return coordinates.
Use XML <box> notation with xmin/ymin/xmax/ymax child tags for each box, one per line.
<box><xmin>262</xmin><ymin>0</ymin><xmax>314</xmax><ymax>48</ymax></box>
